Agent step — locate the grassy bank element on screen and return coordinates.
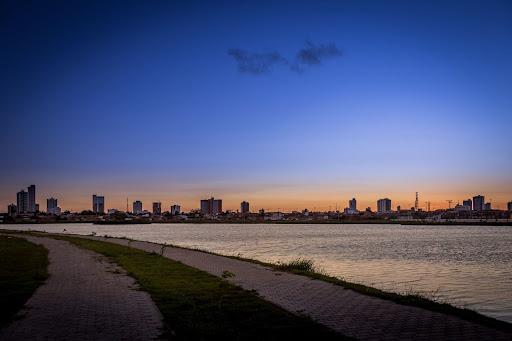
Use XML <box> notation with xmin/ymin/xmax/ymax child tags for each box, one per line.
<box><xmin>53</xmin><ymin>235</ymin><xmax>344</xmax><ymax>340</ymax></box>
<box><xmin>269</xmin><ymin>259</ymin><xmax>512</xmax><ymax>332</ymax></box>
<box><xmin>159</xmin><ymin>242</ymin><xmax>512</xmax><ymax>332</ymax></box>
<box><xmin>0</xmin><ymin>235</ymin><xmax>48</xmax><ymax>328</ymax></box>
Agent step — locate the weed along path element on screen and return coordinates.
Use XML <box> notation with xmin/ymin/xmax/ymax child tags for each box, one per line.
<box><xmin>0</xmin><ymin>236</ymin><xmax>163</xmax><ymax>341</ymax></box>
<box><xmin>76</xmin><ymin>234</ymin><xmax>511</xmax><ymax>341</ymax></box>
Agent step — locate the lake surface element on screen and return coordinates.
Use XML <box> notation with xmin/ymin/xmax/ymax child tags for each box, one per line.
<box><xmin>12</xmin><ymin>223</ymin><xmax>512</xmax><ymax>323</ymax></box>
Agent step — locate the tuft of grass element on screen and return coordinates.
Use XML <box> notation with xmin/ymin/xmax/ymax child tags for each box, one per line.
<box><xmin>275</xmin><ymin>259</ymin><xmax>316</xmax><ymax>272</ymax></box>
<box><xmin>0</xmin><ymin>236</ymin><xmax>49</xmax><ymax>327</ymax></box>
<box><xmin>54</xmin><ymin>236</ymin><xmax>345</xmax><ymax>340</ymax></box>
<box><xmin>221</xmin><ymin>270</ymin><xmax>235</xmax><ymax>279</ymax></box>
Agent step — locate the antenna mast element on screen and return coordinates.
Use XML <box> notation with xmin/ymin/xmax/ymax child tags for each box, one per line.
<box><xmin>446</xmin><ymin>200</ymin><xmax>453</xmax><ymax>209</ymax></box>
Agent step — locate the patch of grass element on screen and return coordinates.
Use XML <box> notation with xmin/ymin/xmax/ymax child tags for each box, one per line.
<box><xmin>54</xmin><ymin>236</ymin><xmax>345</xmax><ymax>340</ymax></box>
<box><xmin>0</xmin><ymin>236</ymin><xmax>48</xmax><ymax>327</ymax></box>
<box><xmin>275</xmin><ymin>258</ymin><xmax>316</xmax><ymax>272</ymax></box>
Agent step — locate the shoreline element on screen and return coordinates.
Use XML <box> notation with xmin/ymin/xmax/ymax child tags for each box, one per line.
<box><xmin>2</xmin><ymin>220</ymin><xmax>512</xmax><ymax>226</ymax></box>
<box><xmin>2</xmin><ymin>228</ymin><xmax>511</xmax><ymax>332</ymax></box>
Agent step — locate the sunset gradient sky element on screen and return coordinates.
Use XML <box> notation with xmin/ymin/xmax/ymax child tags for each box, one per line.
<box><xmin>1</xmin><ymin>0</ymin><xmax>511</xmax><ymax>212</ymax></box>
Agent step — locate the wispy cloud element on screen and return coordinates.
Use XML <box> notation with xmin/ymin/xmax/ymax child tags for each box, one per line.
<box><xmin>227</xmin><ymin>49</ymin><xmax>287</xmax><ymax>75</ymax></box>
<box><xmin>228</xmin><ymin>41</ymin><xmax>342</xmax><ymax>75</ymax></box>
<box><xmin>296</xmin><ymin>41</ymin><xmax>342</xmax><ymax>65</ymax></box>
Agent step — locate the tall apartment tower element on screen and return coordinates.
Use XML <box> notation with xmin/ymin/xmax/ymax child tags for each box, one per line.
<box><xmin>200</xmin><ymin>197</ymin><xmax>222</xmax><ymax>215</ymax></box>
<box><xmin>152</xmin><ymin>202</ymin><xmax>162</xmax><ymax>215</ymax></box>
<box><xmin>472</xmin><ymin>195</ymin><xmax>485</xmax><ymax>211</ymax></box>
<box><xmin>133</xmin><ymin>200</ymin><xmax>143</xmax><ymax>214</ymax></box>
<box><xmin>508</xmin><ymin>201</ymin><xmax>512</xmax><ymax>212</ymax></box>
<box><xmin>47</xmin><ymin>198</ymin><xmax>61</xmax><ymax>215</ymax></box>
<box><xmin>349</xmin><ymin>198</ymin><xmax>357</xmax><ymax>211</ymax></box>
<box><xmin>28</xmin><ymin>185</ymin><xmax>36</xmax><ymax>213</ymax></box>
<box><xmin>47</xmin><ymin>197</ymin><xmax>57</xmax><ymax>213</ymax></box>
<box><xmin>92</xmin><ymin>195</ymin><xmax>105</xmax><ymax>214</ymax></box>
<box><xmin>170</xmin><ymin>205</ymin><xmax>181</xmax><ymax>215</ymax></box>
<box><xmin>377</xmin><ymin>198</ymin><xmax>392</xmax><ymax>213</ymax></box>
<box><xmin>16</xmin><ymin>190</ymin><xmax>29</xmax><ymax>214</ymax></box>
<box><xmin>240</xmin><ymin>201</ymin><xmax>250</xmax><ymax>214</ymax></box>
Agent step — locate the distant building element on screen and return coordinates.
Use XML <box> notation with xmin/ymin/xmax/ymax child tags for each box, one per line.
<box><xmin>240</xmin><ymin>201</ymin><xmax>250</xmax><ymax>214</ymax></box>
<box><xmin>455</xmin><ymin>204</ymin><xmax>470</xmax><ymax>212</ymax></box>
<box><xmin>508</xmin><ymin>201</ymin><xmax>512</xmax><ymax>212</ymax></box>
<box><xmin>200</xmin><ymin>197</ymin><xmax>222</xmax><ymax>215</ymax></box>
<box><xmin>92</xmin><ymin>195</ymin><xmax>105</xmax><ymax>214</ymax></box>
<box><xmin>152</xmin><ymin>202</ymin><xmax>162</xmax><ymax>215</ymax></box>
<box><xmin>47</xmin><ymin>198</ymin><xmax>61</xmax><ymax>215</ymax></box>
<box><xmin>345</xmin><ymin>198</ymin><xmax>358</xmax><ymax>214</ymax></box>
<box><xmin>28</xmin><ymin>185</ymin><xmax>36</xmax><ymax>213</ymax></box>
<box><xmin>473</xmin><ymin>195</ymin><xmax>484</xmax><ymax>211</ymax></box>
<box><xmin>484</xmin><ymin>202</ymin><xmax>491</xmax><ymax>211</ymax></box>
<box><xmin>17</xmin><ymin>190</ymin><xmax>29</xmax><ymax>214</ymax></box>
<box><xmin>8</xmin><ymin>204</ymin><xmax>17</xmax><ymax>217</ymax></box>
<box><xmin>170</xmin><ymin>205</ymin><xmax>181</xmax><ymax>215</ymax></box>
<box><xmin>377</xmin><ymin>198</ymin><xmax>392</xmax><ymax>213</ymax></box>
<box><xmin>133</xmin><ymin>200</ymin><xmax>143</xmax><ymax>214</ymax></box>
<box><xmin>462</xmin><ymin>199</ymin><xmax>472</xmax><ymax>209</ymax></box>
<box><xmin>349</xmin><ymin>198</ymin><xmax>357</xmax><ymax>211</ymax></box>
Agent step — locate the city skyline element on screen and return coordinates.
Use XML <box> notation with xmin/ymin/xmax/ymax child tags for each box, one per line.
<box><xmin>3</xmin><ymin>183</ymin><xmax>511</xmax><ymax>213</ymax></box>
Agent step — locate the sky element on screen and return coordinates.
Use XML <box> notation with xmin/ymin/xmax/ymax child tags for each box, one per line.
<box><xmin>1</xmin><ymin>0</ymin><xmax>511</xmax><ymax>212</ymax></box>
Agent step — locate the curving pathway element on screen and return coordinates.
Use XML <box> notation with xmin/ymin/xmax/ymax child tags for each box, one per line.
<box><xmin>81</xmin><ymin>235</ymin><xmax>511</xmax><ymax>341</ymax></box>
<box><xmin>0</xmin><ymin>236</ymin><xmax>163</xmax><ymax>341</ymax></box>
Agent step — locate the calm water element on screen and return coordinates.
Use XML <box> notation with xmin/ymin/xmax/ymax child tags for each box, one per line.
<box><xmin>13</xmin><ymin>223</ymin><xmax>512</xmax><ymax>323</ymax></box>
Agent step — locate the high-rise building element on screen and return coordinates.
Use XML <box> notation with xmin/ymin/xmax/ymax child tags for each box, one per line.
<box><xmin>508</xmin><ymin>201</ymin><xmax>512</xmax><ymax>212</ymax></box>
<box><xmin>152</xmin><ymin>202</ymin><xmax>162</xmax><ymax>215</ymax></box>
<box><xmin>462</xmin><ymin>199</ymin><xmax>472</xmax><ymax>209</ymax></box>
<box><xmin>17</xmin><ymin>190</ymin><xmax>29</xmax><ymax>214</ymax></box>
<box><xmin>92</xmin><ymin>195</ymin><xmax>105</xmax><ymax>214</ymax></box>
<box><xmin>484</xmin><ymin>202</ymin><xmax>491</xmax><ymax>211</ymax></box>
<box><xmin>170</xmin><ymin>205</ymin><xmax>181</xmax><ymax>215</ymax></box>
<box><xmin>47</xmin><ymin>198</ymin><xmax>59</xmax><ymax>215</ymax></box>
<box><xmin>240</xmin><ymin>201</ymin><xmax>250</xmax><ymax>214</ymax></box>
<box><xmin>133</xmin><ymin>200</ymin><xmax>143</xmax><ymax>214</ymax></box>
<box><xmin>377</xmin><ymin>198</ymin><xmax>392</xmax><ymax>213</ymax></box>
<box><xmin>28</xmin><ymin>185</ymin><xmax>36</xmax><ymax>213</ymax></box>
<box><xmin>472</xmin><ymin>195</ymin><xmax>484</xmax><ymax>211</ymax></box>
<box><xmin>7</xmin><ymin>204</ymin><xmax>17</xmax><ymax>217</ymax></box>
<box><xmin>200</xmin><ymin>197</ymin><xmax>222</xmax><ymax>215</ymax></box>
<box><xmin>349</xmin><ymin>198</ymin><xmax>357</xmax><ymax>211</ymax></box>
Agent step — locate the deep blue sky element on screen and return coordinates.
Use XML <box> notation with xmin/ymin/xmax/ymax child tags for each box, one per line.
<box><xmin>1</xmin><ymin>0</ymin><xmax>511</xmax><ymax>211</ymax></box>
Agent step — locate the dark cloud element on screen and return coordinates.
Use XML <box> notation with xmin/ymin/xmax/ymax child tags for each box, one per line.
<box><xmin>228</xmin><ymin>42</ymin><xmax>342</xmax><ymax>75</ymax></box>
<box><xmin>227</xmin><ymin>49</ymin><xmax>286</xmax><ymax>74</ymax></box>
<box><xmin>296</xmin><ymin>41</ymin><xmax>342</xmax><ymax>65</ymax></box>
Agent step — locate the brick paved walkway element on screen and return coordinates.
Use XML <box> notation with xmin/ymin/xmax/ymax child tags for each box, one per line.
<box><xmin>0</xmin><ymin>236</ymin><xmax>163</xmax><ymax>341</ymax></box>
<box><xmin>80</xmin><ymin>235</ymin><xmax>511</xmax><ymax>341</ymax></box>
